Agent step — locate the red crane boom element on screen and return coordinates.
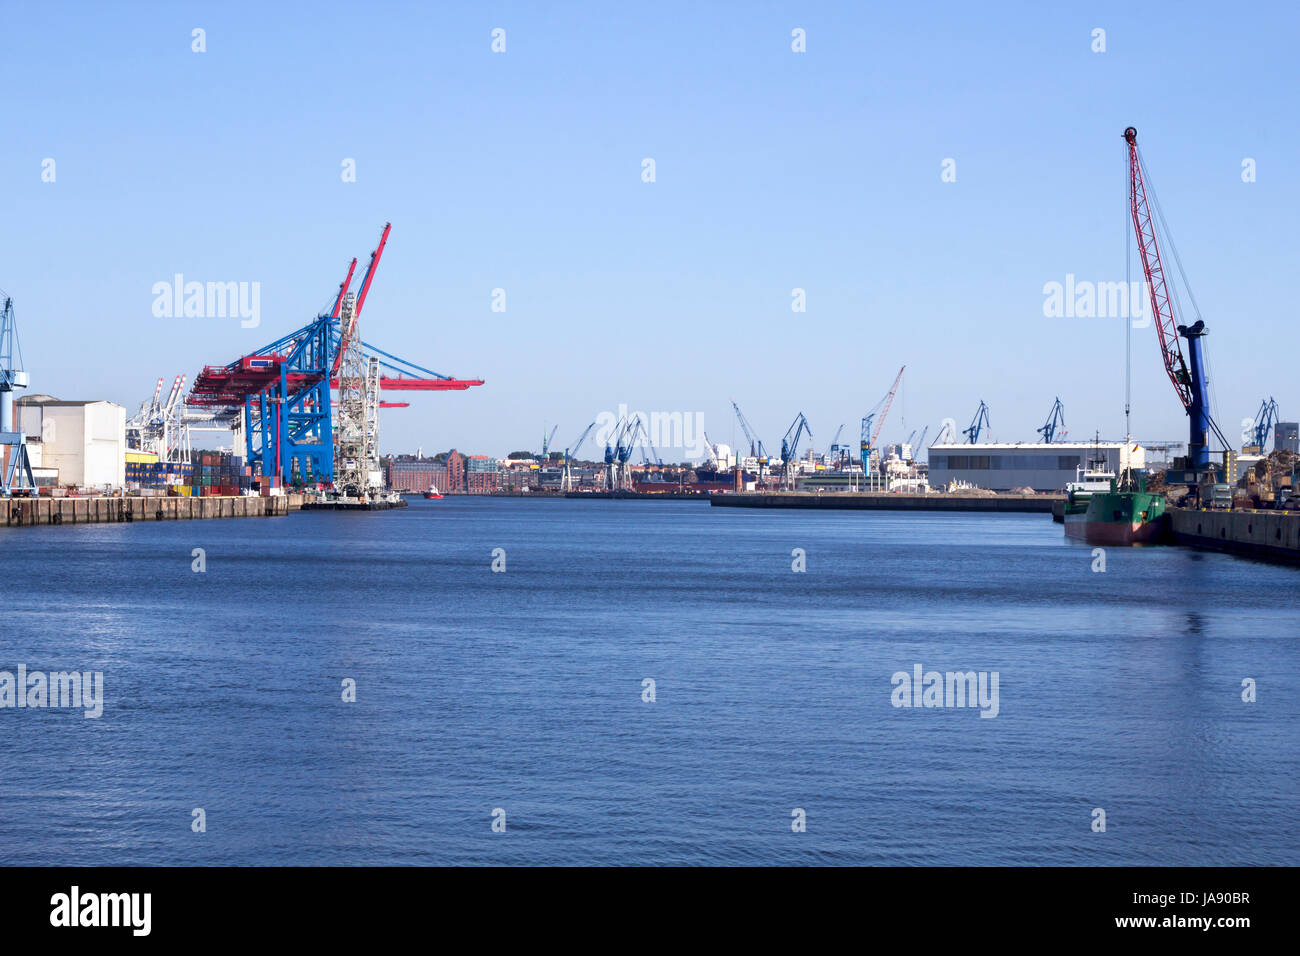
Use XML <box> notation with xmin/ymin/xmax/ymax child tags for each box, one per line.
<box><xmin>870</xmin><ymin>365</ymin><xmax>905</xmax><ymax>447</ymax></box>
<box><xmin>1124</xmin><ymin>127</ymin><xmax>1193</xmax><ymax>410</ymax></box>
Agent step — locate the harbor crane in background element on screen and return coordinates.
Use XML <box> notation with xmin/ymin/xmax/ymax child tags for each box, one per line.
<box><xmin>605</xmin><ymin>415</ymin><xmax>646</xmax><ymax>491</ymax></box>
<box><xmin>914</xmin><ymin>425</ymin><xmax>929</xmax><ymax>454</ymax></box>
<box><xmin>963</xmin><ymin>400</ymin><xmax>990</xmax><ymax>444</ymax></box>
<box><xmin>1124</xmin><ymin>127</ymin><xmax>1228</xmax><ymax>482</ymax></box>
<box><xmin>0</xmin><ymin>293</ymin><xmax>35</xmax><ymax>497</ymax></box>
<box><xmin>827</xmin><ymin>423</ymin><xmax>851</xmax><ymax>467</ymax></box>
<box><xmin>779</xmin><ymin>412</ymin><xmax>812</xmax><ymax>489</ymax></box>
<box><xmin>127</xmin><ymin>374</ymin><xmax>192</xmax><ymax>461</ymax></box>
<box><xmin>1245</xmin><ymin>397</ymin><xmax>1279</xmax><ymax>454</ymax></box>
<box><xmin>730</xmin><ymin>399</ymin><xmax>769</xmax><ymax>481</ymax></box>
<box><xmin>1037</xmin><ymin>397</ymin><xmax>1067</xmax><ymax>443</ymax></box>
<box><xmin>561</xmin><ymin>420</ymin><xmax>596</xmax><ymax>491</ymax></box>
<box><xmin>860</xmin><ymin>365</ymin><xmax>905</xmax><ymax>472</ymax></box>
<box><xmin>702</xmin><ymin>431</ymin><xmax>721</xmax><ymax>469</ymax></box>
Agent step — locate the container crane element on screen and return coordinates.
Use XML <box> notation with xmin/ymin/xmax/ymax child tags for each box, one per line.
<box><xmin>1124</xmin><ymin>126</ymin><xmax>1227</xmax><ymax>476</ymax></box>
<box><xmin>1037</xmin><ymin>397</ymin><xmax>1067</xmax><ymax>443</ymax></box>
<box><xmin>779</xmin><ymin>412</ymin><xmax>812</xmax><ymax>489</ymax></box>
<box><xmin>189</xmin><ymin>224</ymin><xmax>484</xmax><ymax>489</ymax></box>
<box><xmin>963</xmin><ymin>400</ymin><xmax>990</xmax><ymax>444</ymax></box>
<box><xmin>0</xmin><ymin>293</ymin><xmax>35</xmax><ymax>496</ymax></box>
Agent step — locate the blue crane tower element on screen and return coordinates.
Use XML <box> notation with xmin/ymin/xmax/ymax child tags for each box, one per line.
<box><xmin>1</xmin><ymin>293</ymin><xmax>35</xmax><ymax>497</ymax></box>
<box><xmin>1037</xmin><ymin>398</ymin><xmax>1067</xmax><ymax>443</ymax></box>
<box><xmin>1247</xmin><ymin>398</ymin><xmax>1279</xmax><ymax>453</ymax></box>
<box><xmin>963</xmin><ymin>401</ymin><xmax>990</xmax><ymax>444</ymax></box>
<box><xmin>779</xmin><ymin>412</ymin><xmax>812</xmax><ymax>489</ymax></box>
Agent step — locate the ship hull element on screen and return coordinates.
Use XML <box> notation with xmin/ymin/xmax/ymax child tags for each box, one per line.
<box><xmin>1063</xmin><ymin>490</ymin><xmax>1167</xmax><ymax>545</ymax></box>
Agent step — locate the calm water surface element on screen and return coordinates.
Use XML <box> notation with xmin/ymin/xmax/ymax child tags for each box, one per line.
<box><xmin>2</xmin><ymin>497</ymin><xmax>1297</xmax><ymax>865</ymax></box>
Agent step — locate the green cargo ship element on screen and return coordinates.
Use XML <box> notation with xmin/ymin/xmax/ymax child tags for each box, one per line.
<box><xmin>1063</xmin><ymin>475</ymin><xmax>1168</xmax><ymax>545</ymax></box>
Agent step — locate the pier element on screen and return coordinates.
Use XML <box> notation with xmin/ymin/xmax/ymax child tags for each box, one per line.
<box><xmin>1170</xmin><ymin>508</ymin><xmax>1300</xmax><ymax>563</ymax></box>
<box><xmin>3</xmin><ymin>493</ymin><xmax>307</xmax><ymax>528</ymax></box>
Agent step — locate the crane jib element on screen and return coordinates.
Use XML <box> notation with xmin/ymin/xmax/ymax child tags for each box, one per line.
<box><xmin>1125</xmin><ymin>129</ymin><xmax>1193</xmax><ymax>411</ymax></box>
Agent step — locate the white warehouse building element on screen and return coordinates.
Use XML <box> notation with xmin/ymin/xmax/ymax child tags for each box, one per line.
<box><xmin>927</xmin><ymin>442</ymin><xmax>1144</xmax><ymax>492</ymax></box>
<box><xmin>17</xmin><ymin>396</ymin><xmax>126</xmax><ymax>489</ymax></box>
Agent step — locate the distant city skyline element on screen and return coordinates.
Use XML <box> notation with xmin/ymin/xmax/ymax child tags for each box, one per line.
<box><xmin>3</xmin><ymin>1</ymin><xmax>1297</xmax><ymax>458</ymax></box>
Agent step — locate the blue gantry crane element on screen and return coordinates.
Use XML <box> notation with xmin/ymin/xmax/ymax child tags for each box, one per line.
<box><xmin>1</xmin><ymin>292</ymin><xmax>35</xmax><ymax>497</ymax></box>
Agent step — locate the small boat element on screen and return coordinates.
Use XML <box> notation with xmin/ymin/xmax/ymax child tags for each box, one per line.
<box><xmin>423</xmin><ymin>484</ymin><xmax>443</xmax><ymax>499</ymax></box>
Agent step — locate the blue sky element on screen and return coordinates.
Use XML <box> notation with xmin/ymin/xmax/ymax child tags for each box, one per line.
<box><xmin>3</xmin><ymin>1</ymin><xmax>1297</xmax><ymax>458</ymax></box>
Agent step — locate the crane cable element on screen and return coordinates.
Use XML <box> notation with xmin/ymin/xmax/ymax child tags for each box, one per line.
<box><xmin>1136</xmin><ymin>147</ymin><xmax>1230</xmax><ymax>451</ymax></box>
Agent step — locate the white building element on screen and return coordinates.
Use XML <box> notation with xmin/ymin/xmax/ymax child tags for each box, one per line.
<box><xmin>927</xmin><ymin>442</ymin><xmax>1144</xmax><ymax>492</ymax></box>
<box><xmin>17</xmin><ymin>396</ymin><xmax>126</xmax><ymax>489</ymax></box>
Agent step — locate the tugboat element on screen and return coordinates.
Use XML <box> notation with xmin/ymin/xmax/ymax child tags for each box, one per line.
<box><xmin>423</xmin><ymin>483</ymin><xmax>443</xmax><ymax>499</ymax></box>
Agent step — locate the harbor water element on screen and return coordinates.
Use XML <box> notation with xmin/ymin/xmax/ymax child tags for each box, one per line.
<box><xmin>2</xmin><ymin>498</ymin><xmax>1297</xmax><ymax>865</ymax></box>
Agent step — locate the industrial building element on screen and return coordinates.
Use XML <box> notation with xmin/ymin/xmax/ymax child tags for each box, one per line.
<box><xmin>16</xmin><ymin>396</ymin><xmax>126</xmax><ymax>489</ymax></box>
<box><xmin>928</xmin><ymin>442</ymin><xmax>1144</xmax><ymax>492</ymax></box>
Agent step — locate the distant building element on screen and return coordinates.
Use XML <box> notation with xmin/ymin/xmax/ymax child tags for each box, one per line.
<box><xmin>16</xmin><ymin>396</ymin><xmax>125</xmax><ymax>488</ymax></box>
<box><xmin>464</xmin><ymin>454</ymin><xmax>499</xmax><ymax>493</ymax></box>
<box><xmin>927</xmin><ymin>442</ymin><xmax>1144</xmax><ymax>492</ymax></box>
<box><xmin>387</xmin><ymin>456</ymin><xmax>449</xmax><ymax>493</ymax></box>
<box><xmin>1275</xmin><ymin>422</ymin><xmax>1299</xmax><ymax>454</ymax></box>
<box><xmin>386</xmin><ymin>449</ymin><xmax>499</xmax><ymax>494</ymax></box>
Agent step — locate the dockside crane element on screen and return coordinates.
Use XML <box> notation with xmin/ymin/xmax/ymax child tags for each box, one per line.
<box><xmin>0</xmin><ymin>293</ymin><xmax>35</xmax><ymax>496</ymax></box>
<box><xmin>860</xmin><ymin>365</ymin><xmax>905</xmax><ymax>472</ymax></box>
<box><xmin>779</xmin><ymin>412</ymin><xmax>812</xmax><ymax>489</ymax></box>
<box><xmin>731</xmin><ymin>400</ymin><xmax>770</xmax><ymax>481</ymax></box>
<box><xmin>963</xmin><ymin>401</ymin><xmax>990</xmax><ymax>444</ymax></box>
<box><xmin>1037</xmin><ymin>397</ymin><xmax>1067</xmax><ymax>443</ymax></box>
<box><xmin>612</xmin><ymin>416</ymin><xmax>647</xmax><ymax>491</ymax></box>
<box><xmin>1124</xmin><ymin>126</ymin><xmax>1228</xmax><ymax>480</ymax></box>
<box><xmin>562</xmin><ymin>420</ymin><xmax>596</xmax><ymax>491</ymax></box>
<box><xmin>914</xmin><ymin>425</ymin><xmax>930</xmax><ymax>456</ymax></box>
<box><xmin>827</xmin><ymin>423</ymin><xmax>848</xmax><ymax>467</ymax></box>
<box><xmin>1245</xmin><ymin>398</ymin><xmax>1279</xmax><ymax>454</ymax></box>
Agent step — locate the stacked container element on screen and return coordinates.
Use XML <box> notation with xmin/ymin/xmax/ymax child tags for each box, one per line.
<box><xmin>173</xmin><ymin>453</ymin><xmax>256</xmax><ymax>497</ymax></box>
